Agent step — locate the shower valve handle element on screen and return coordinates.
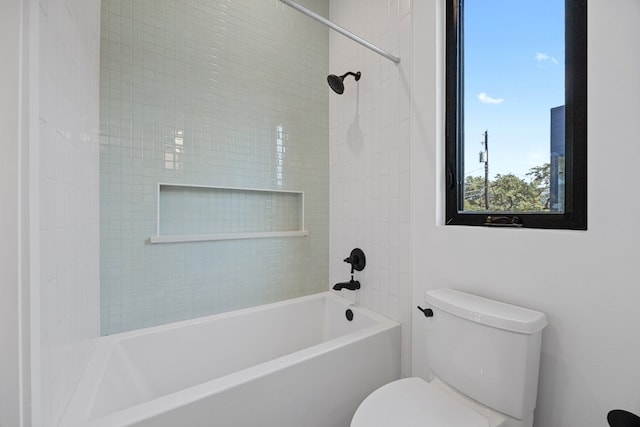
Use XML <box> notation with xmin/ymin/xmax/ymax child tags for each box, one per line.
<box><xmin>343</xmin><ymin>248</ymin><xmax>366</xmax><ymax>273</ymax></box>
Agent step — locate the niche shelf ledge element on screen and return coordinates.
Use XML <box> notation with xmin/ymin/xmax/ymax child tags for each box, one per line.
<box><xmin>149</xmin><ymin>230</ymin><xmax>309</xmax><ymax>244</ymax></box>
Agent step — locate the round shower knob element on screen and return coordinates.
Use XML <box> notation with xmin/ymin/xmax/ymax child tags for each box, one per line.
<box><xmin>343</xmin><ymin>248</ymin><xmax>366</xmax><ymax>271</ymax></box>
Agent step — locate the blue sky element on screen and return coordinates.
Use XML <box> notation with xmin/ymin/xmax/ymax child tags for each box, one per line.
<box><xmin>463</xmin><ymin>0</ymin><xmax>565</xmax><ymax>179</ymax></box>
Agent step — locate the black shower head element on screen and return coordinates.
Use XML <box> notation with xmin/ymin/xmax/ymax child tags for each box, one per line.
<box><xmin>327</xmin><ymin>71</ymin><xmax>361</xmax><ymax>94</ymax></box>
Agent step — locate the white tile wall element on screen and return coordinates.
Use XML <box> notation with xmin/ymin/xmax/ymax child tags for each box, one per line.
<box><xmin>1</xmin><ymin>2</ymin><xmax>23</xmax><ymax>425</ymax></box>
<box><xmin>100</xmin><ymin>0</ymin><xmax>330</xmax><ymax>335</ymax></box>
<box><xmin>34</xmin><ymin>0</ymin><xmax>101</xmax><ymax>425</ymax></box>
<box><xmin>329</xmin><ymin>0</ymin><xmax>412</xmax><ymax>376</ymax></box>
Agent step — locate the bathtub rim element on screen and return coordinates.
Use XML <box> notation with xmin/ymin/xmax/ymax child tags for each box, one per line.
<box><xmin>61</xmin><ymin>291</ymin><xmax>399</xmax><ymax>427</ymax></box>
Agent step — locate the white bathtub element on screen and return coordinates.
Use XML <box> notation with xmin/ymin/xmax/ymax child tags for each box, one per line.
<box><xmin>61</xmin><ymin>292</ymin><xmax>401</xmax><ymax>427</ymax></box>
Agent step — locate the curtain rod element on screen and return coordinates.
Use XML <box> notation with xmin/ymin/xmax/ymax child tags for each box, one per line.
<box><xmin>279</xmin><ymin>0</ymin><xmax>401</xmax><ymax>64</ymax></box>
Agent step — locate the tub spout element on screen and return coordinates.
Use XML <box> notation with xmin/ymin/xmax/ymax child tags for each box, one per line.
<box><xmin>333</xmin><ymin>278</ymin><xmax>360</xmax><ymax>291</ymax></box>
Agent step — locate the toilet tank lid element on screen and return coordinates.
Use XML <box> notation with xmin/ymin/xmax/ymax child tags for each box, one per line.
<box><xmin>425</xmin><ymin>289</ymin><xmax>547</xmax><ymax>334</ymax></box>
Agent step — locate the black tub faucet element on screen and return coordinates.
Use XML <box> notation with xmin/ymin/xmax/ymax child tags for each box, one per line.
<box><xmin>333</xmin><ymin>278</ymin><xmax>361</xmax><ymax>291</ymax></box>
<box><xmin>333</xmin><ymin>248</ymin><xmax>366</xmax><ymax>291</ymax></box>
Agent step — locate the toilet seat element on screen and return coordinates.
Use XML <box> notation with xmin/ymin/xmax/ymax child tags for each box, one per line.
<box><xmin>351</xmin><ymin>377</ymin><xmax>492</xmax><ymax>427</ymax></box>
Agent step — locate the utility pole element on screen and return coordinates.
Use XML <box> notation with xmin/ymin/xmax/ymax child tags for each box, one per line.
<box><xmin>479</xmin><ymin>130</ymin><xmax>489</xmax><ymax>210</ymax></box>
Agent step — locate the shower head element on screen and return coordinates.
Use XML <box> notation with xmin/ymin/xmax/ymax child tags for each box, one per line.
<box><xmin>327</xmin><ymin>71</ymin><xmax>361</xmax><ymax>94</ymax></box>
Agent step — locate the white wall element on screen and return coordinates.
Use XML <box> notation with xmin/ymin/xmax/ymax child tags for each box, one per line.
<box><xmin>329</xmin><ymin>0</ymin><xmax>413</xmax><ymax>376</ymax></box>
<box><xmin>411</xmin><ymin>1</ymin><xmax>640</xmax><ymax>426</ymax></box>
<box><xmin>1</xmin><ymin>1</ymin><xmax>27</xmax><ymax>425</ymax></box>
<box><xmin>29</xmin><ymin>0</ymin><xmax>102</xmax><ymax>425</ymax></box>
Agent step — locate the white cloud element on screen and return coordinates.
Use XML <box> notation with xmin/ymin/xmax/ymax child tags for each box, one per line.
<box><xmin>477</xmin><ymin>92</ymin><xmax>504</xmax><ymax>105</ymax></box>
<box><xmin>536</xmin><ymin>52</ymin><xmax>559</xmax><ymax>64</ymax></box>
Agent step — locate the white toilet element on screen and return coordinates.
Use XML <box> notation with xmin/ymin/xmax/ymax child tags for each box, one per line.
<box><xmin>351</xmin><ymin>289</ymin><xmax>547</xmax><ymax>427</ymax></box>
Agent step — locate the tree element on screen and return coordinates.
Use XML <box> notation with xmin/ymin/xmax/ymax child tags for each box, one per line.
<box><xmin>463</xmin><ymin>163</ymin><xmax>551</xmax><ymax>212</ymax></box>
<box><xmin>526</xmin><ymin>163</ymin><xmax>551</xmax><ymax>209</ymax></box>
<box><xmin>463</xmin><ymin>175</ymin><xmax>487</xmax><ymax>211</ymax></box>
<box><xmin>490</xmin><ymin>173</ymin><xmax>543</xmax><ymax>211</ymax></box>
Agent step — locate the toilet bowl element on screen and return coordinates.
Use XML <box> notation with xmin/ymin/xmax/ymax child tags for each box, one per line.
<box><xmin>351</xmin><ymin>377</ymin><xmax>506</xmax><ymax>427</ymax></box>
<box><xmin>351</xmin><ymin>289</ymin><xmax>547</xmax><ymax>427</ymax></box>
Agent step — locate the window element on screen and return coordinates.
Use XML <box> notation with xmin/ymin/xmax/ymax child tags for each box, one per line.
<box><xmin>445</xmin><ymin>0</ymin><xmax>587</xmax><ymax>230</ymax></box>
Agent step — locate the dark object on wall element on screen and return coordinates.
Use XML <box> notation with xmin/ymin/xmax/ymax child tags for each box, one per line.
<box><xmin>343</xmin><ymin>248</ymin><xmax>366</xmax><ymax>272</ymax></box>
<box><xmin>332</xmin><ymin>277</ymin><xmax>360</xmax><ymax>291</ymax></box>
<box><xmin>333</xmin><ymin>248</ymin><xmax>366</xmax><ymax>291</ymax></box>
<box><xmin>327</xmin><ymin>71</ymin><xmax>361</xmax><ymax>94</ymax></box>
<box><xmin>608</xmin><ymin>409</ymin><xmax>640</xmax><ymax>427</ymax></box>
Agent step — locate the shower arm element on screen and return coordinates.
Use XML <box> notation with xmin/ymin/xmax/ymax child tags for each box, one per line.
<box><xmin>278</xmin><ymin>0</ymin><xmax>401</xmax><ymax>64</ymax></box>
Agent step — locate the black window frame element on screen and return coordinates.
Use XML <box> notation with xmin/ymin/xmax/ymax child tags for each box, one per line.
<box><xmin>445</xmin><ymin>0</ymin><xmax>587</xmax><ymax>230</ymax></box>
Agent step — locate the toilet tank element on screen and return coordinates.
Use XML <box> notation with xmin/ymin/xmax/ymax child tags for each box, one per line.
<box><xmin>424</xmin><ymin>289</ymin><xmax>547</xmax><ymax>421</ymax></box>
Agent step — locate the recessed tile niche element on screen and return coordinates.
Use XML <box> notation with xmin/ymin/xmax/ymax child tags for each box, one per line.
<box><xmin>151</xmin><ymin>184</ymin><xmax>307</xmax><ymax>243</ymax></box>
